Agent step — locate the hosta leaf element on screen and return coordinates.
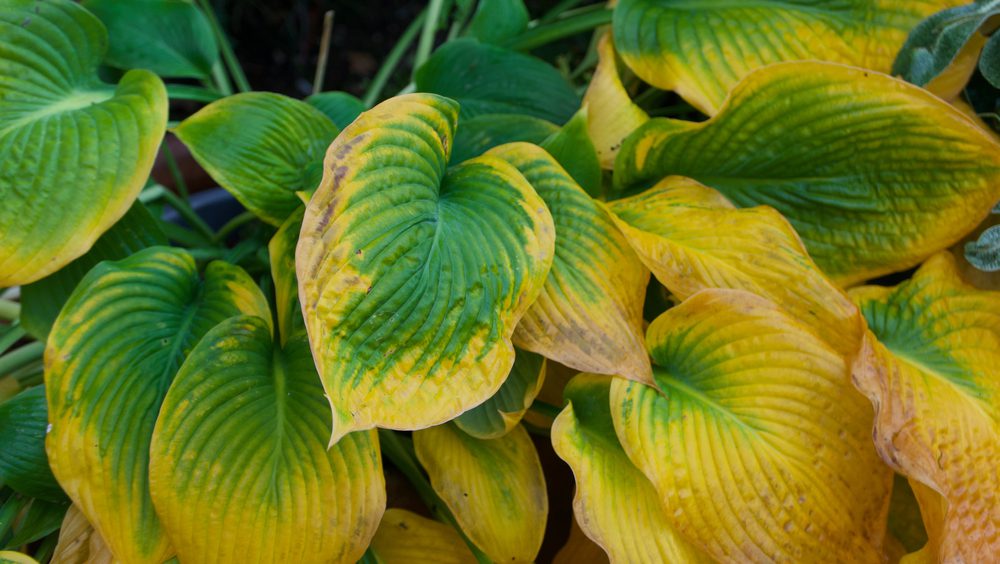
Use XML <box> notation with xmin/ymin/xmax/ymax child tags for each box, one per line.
<box><xmin>297</xmin><ymin>94</ymin><xmax>555</xmax><ymax>442</ymax></box>
<box><xmin>5</xmin><ymin>498</ymin><xmax>69</xmax><ymax>548</ymax></box>
<box><xmin>0</xmin><ymin>552</ymin><xmax>36</xmax><ymax>564</ymax></box>
<box><xmin>965</xmin><ymin>224</ymin><xmax>1000</xmax><ymax>271</ymax></box>
<box><xmin>893</xmin><ymin>1</ymin><xmax>1000</xmax><ymax>97</ymax></box>
<box><xmin>0</xmin><ymin>387</ymin><xmax>64</xmax><ymax>502</ymax></box>
<box><xmin>175</xmin><ymin>92</ymin><xmax>339</xmax><ymax>225</ymax></box>
<box><xmin>148</xmin><ymin>316</ymin><xmax>386</xmax><ymax>564</ymax></box>
<box><xmin>454</xmin><ymin>348</ymin><xmax>545</xmax><ymax>439</ymax></box>
<box><xmin>981</xmin><ymin>31</ymin><xmax>1000</xmax><ymax>88</ymax></box>
<box><xmin>0</xmin><ymin>0</ymin><xmax>167</xmax><ymax>286</ymax></box>
<box><xmin>612</xmin><ymin>290</ymin><xmax>892</xmax><ymax>562</ymax></box>
<box><xmin>370</xmin><ymin>509</ymin><xmax>475</xmax><ymax>564</ymax></box>
<box><xmin>414</xmin><ymin>423</ymin><xmax>547</xmax><ymax>562</ymax></box>
<box><xmin>553</xmin><ymin>519</ymin><xmax>610</xmax><ymax>564</ymax></box>
<box><xmin>45</xmin><ymin>247</ymin><xmax>270</xmax><ymax>564</ymax></box>
<box><xmin>450</xmin><ymin>113</ymin><xmax>558</xmax><ymax>164</ymax></box>
<box><xmin>539</xmin><ymin>109</ymin><xmax>602</xmax><ymax>198</ymax></box>
<box><xmin>612</xmin><ymin>0</ymin><xmax>961</xmax><ymax>114</ymax></box>
<box><xmin>415</xmin><ymin>39</ymin><xmax>579</xmax><ymax>123</ymax></box>
<box><xmin>269</xmin><ymin>207</ymin><xmax>306</xmax><ymax>343</ymax></box>
<box><xmin>487</xmin><ymin>143</ymin><xmax>651</xmax><ymax>382</ymax></box>
<box><xmin>306</xmin><ymin>91</ymin><xmax>365</xmax><ymax>129</ymax></box>
<box><xmin>851</xmin><ymin>252</ymin><xmax>1000</xmax><ymax>560</ymax></box>
<box><xmin>552</xmin><ymin>373</ymin><xmax>708</xmax><ymax>563</ymax></box>
<box><xmin>82</xmin><ymin>0</ymin><xmax>218</xmax><ymax>79</ymax></box>
<box><xmin>19</xmin><ymin>202</ymin><xmax>166</xmax><ymax>340</ymax></box>
<box><xmin>468</xmin><ymin>0</ymin><xmax>529</xmax><ymax>44</ymax></box>
<box><xmin>615</xmin><ymin>61</ymin><xmax>1000</xmax><ymax>285</ymax></box>
<box><xmin>608</xmin><ymin>176</ymin><xmax>862</xmax><ymax>357</ymax></box>
<box><xmin>584</xmin><ymin>33</ymin><xmax>648</xmax><ymax>170</ymax></box>
<box><xmin>50</xmin><ymin>505</ymin><xmax>114</xmax><ymax>564</ymax></box>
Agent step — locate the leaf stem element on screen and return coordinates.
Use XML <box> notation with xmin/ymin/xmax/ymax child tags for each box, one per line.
<box><xmin>166</xmin><ymin>84</ymin><xmax>225</xmax><ymax>103</ymax></box>
<box><xmin>312</xmin><ymin>10</ymin><xmax>335</xmax><ymax>95</ymax></box>
<box><xmin>504</xmin><ymin>5</ymin><xmax>612</xmax><ymax>51</ymax></box>
<box><xmin>0</xmin><ymin>300</ymin><xmax>19</xmax><ymax>322</ymax></box>
<box><xmin>160</xmin><ymin>145</ymin><xmax>190</xmax><ymax>200</ymax></box>
<box><xmin>539</xmin><ymin>0</ymin><xmax>587</xmax><ymax>23</ymax></box>
<box><xmin>0</xmin><ymin>342</ymin><xmax>44</xmax><ymax>377</ymax></box>
<box><xmin>213</xmin><ymin>211</ymin><xmax>257</xmax><ymax>243</ymax></box>
<box><xmin>362</xmin><ymin>10</ymin><xmax>427</xmax><ymax>107</ymax></box>
<box><xmin>0</xmin><ymin>325</ymin><xmax>26</xmax><ymax>356</ymax></box>
<box><xmin>377</xmin><ymin>430</ymin><xmax>492</xmax><ymax>563</ymax></box>
<box><xmin>413</xmin><ymin>0</ymin><xmax>448</xmax><ymax>78</ymax></box>
<box><xmin>159</xmin><ymin>190</ymin><xmax>216</xmax><ymax>242</ymax></box>
<box><xmin>196</xmin><ymin>0</ymin><xmax>251</xmax><ymax>93</ymax></box>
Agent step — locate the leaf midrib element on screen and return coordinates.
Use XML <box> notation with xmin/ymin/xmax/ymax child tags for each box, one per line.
<box><xmin>0</xmin><ymin>87</ymin><xmax>115</xmax><ymax>137</ymax></box>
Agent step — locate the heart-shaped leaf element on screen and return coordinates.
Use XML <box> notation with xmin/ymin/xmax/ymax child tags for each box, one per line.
<box><xmin>19</xmin><ymin>202</ymin><xmax>166</xmax><ymax>340</ymax></box>
<box><xmin>370</xmin><ymin>509</ymin><xmax>475</xmax><ymax>564</ymax></box>
<box><xmin>45</xmin><ymin>247</ymin><xmax>270</xmax><ymax>564</ymax></box>
<box><xmin>149</xmin><ymin>316</ymin><xmax>386</xmax><ymax>564</ymax></box>
<box><xmin>612</xmin><ymin>289</ymin><xmax>892</xmax><ymax>562</ymax></box>
<box><xmin>175</xmin><ymin>92</ymin><xmax>339</xmax><ymax>225</ymax></box>
<box><xmin>552</xmin><ymin>373</ymin><xmax>708</xmax><ymax>563</ymax></box>
<box><xmin>612</xmin><ymin>0</ymin><xmax>960</xmax><ymax>114</ymax></box>
<box><xmin>0</xmin><ymin>0</ymin><xmax>167</xmax><ymax>286</ymax></box>
<box><xmin>0</xmin><ymin>387</ymin><xmax>64</xmax><ymax>502</ymax></box>
<box><xmin>615</xmin><ymin>61</ymin><xmax>1000</xmax><ymax>285</ymax></box>
<box><xmin>584</xmin><ymin>33</ymin><xmax>648</xmax><ymax>170</ymax></box>
<box><xmin>608</xmin><ymin>176</ymin><xmax>861</xmax><ymax>357</ymax></box>
<box><xmin>82</xmin><ymin>0</ymin><xmax>218</xmax><ymax>79</ymax></box>
<box><xmin>297</xmin><ymin>93</ymin><xmax>554</xmax><ymax>442</ymax></box>
<box><xmin>415</xmin><ymin>39</ymin><xmax>579</xmax><ymax>123</ymax></box>
<box><xmin>454</xmin><ymin>347</ymin><xmax>545</xmax><ymax>439</ymax></box>
<box><xmin>487</xmin><ymin>143</ymin><xmax>652</xmax><ymax>382</ymax></box>
<box><xmin>851</xmin><ymin>252</ymin><xmax>1000</xmax><ymax>561</ymax></box>
<box><xmin>306</xmin><ymin>91</ymin><xmax>365</xmax><ymax>129</ymax></box>
<box><xmin>414</xmin><ymin>423</ymin><xmax>547</xmax><ymax>563</ymax></box>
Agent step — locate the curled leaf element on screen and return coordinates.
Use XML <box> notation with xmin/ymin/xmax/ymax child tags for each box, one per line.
<box><xmin>454</xmin><ymin>347</ymin><xmax>546</xmax><ymax>439</ymax></box>
<box><xmin>583</xmin><ymin>33</ymin><xmax>648</xmax><ymax>169</ymax></box>
<box><xmin>297</xmin><ymin>93</ymin><xmax>554</xmax><ymax>442</ymax></box>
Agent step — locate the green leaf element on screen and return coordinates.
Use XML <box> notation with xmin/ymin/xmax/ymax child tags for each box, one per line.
<box><xmin>468</xmin><ymin>0</ymin><xmax>529</xmax><ymax>44</ymax></box>
<box><xmin>45</xmin><ymin>247</ymin><xmax>270</xmax><ymax>564</ymax></box>
<box><xmin>175</xmin><ymin>92</ymin><xmax>339</xmax><ymax>226</ymax></box>
<box><xmin>965</xmin><ymin>224</ymin><xmax>1000</xmax><ymax>271</ymax></box>
<box><xmin>613</xmin><ymin>0</ymin><xmax>958</xmax><ymax>114</ymax></box>
<box><xmin>0</xmin><ymin>0</ymin><xmax>168</xmax><ymax>286</ymax></box>
<box><xmin>306</xmin><ymin>91</ymin><xmax>366</xmax><ymax>129</ymax></box>
<box><xmin>269</xmin><ymin>207</ymin><xmax>306</xmax><ymax>344</ymax></box>
<box><xmin>981</xmin><ymin>31</ymin><xmax>1000</xmax><ymax>89</ymax></box>
<box><xmin>893</xmin><ymin>1</ymin><xmax>1000</xmax><ymax>89</ymax></box>
<box><xmin>450</xmin><ymin>113</ymin><xmax>558</xmax><ymax>164</ymax></box>
<box><xmin>149</xmin><ymin>316</ymin><xmax>385</xmax><ymax>563</ymax></box>
<box><xmin>615</xmin><ymin>61</ymin><xmax>1000</xmax><ymax>285</ymax></box>
<box><xmin>19</xmin><ymin>203</ymin><xmax>166</xmax><ymax>340</ymax></box>
<box><xmin>4</xmin><ymin>498</ymin><xmax>69</xmax><ymax>548</ymax></box>
<box><xmin>415</xmin><ymin>39</ymin><xmax>579</xmax><ymax>124</ymax></box>
<box><xmin>297</xmin><ymin>93</ymin><xmax>555</xmax><ymax>442</ymax></box>
<box><xmin>454</xmin><ymin>348</ymin><xmax>545</xmax><ymax>439</ymax></box>
<box><xmin>540</xmin><ymin>109</ymin><xmax>602</xmax><ymax>198</ymax></box>
<box><xmin>0</xmin><ymin>387</ymin><xmax>64</xmax><ymax>502</ymax></box>
<box><xmin>82</xmin><ymin>0</ymin><xmax>218</xmax><ymax>79</ymax></box>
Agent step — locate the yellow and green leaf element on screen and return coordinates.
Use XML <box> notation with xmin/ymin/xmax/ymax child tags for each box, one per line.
<box><xmin>369</xmin><ymin>509</ymin><xmax>475</xmax><ymax>564</ymax></box>
<box><xmin>148</xmin><ymin>316</ymin><xmax>386</xmax><ymax>564</ymax></box>
<box><xmin>607</xmin><ymin>176</ymin><xmax>861</xmax><ymax>357</ymax></box>
<box><xmin>454</xmin><ymin>347</ymin><xmax>546</xmax><ymax>439</ymax></box>
<box><xmin>296</xmin><ymin>93</ymin><xmax>555</xmax><ymax>442</ymax></box>
<box><xmin>269</xmin><ymin>207</ymin><xmax>306</xmax><ymax>344</ymax></box>
<box><xmin>487</xmin><ymin>143</ymin><xmax>651</xmax><ymax>383</ymax></box>
<box><xmin>612</xmin><ymin>289</ymin><xmax>892</xmax><ymax>562</ymax></box>
<box><xmin>583</xmin><ymin>33</ymin><xmax>648</xmax><ymax>169</ymax></box>
<box><xmin>615</xmin><ymin>61</ymin><xmax>1000</xmax><ymax>285</ymax></box>
<box><xmin>45</xmin><ymin>247</ymin><xmax>270</xmax><ymax>564</ymax></box>
<box><xmin>414</xmin><ymin>423</ymin><xmax>547</xmax><ymax>563</ymax></box>
<box><xmin>850</xmin><ymin>252</ymin><xmax>1000</xmax><ymax>561</ymax></box>
<box><xmin>0</xmin><ymin>0</ymin><xmax>167</xmax><ymax>286</ymax></box>
<box><xmin>538</xmin><ymin>109</ymin><xmax>602</xmax><ymax>198</ymax></box>
<box><xmin>175</xmin><ymin>92</ymin><xmax>339</xmax><ymax>225</ymax></box>
<box><xmin>0</xmin><ymin>552</ymin><xmax>38</xmax><ymax>564</ymax></box>
<box><xmin>552</xmin><ymin>373</ymin><xmax>708</xmax><ymax>563</ymax></box>
<box><xmin>612</xmin><ymin>0</ymin><xmax>962</xmax><ymax>114</ymax></box>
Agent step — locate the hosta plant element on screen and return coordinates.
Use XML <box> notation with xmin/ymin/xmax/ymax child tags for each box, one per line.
<box><xmin>1</xmin><ymin>0</ymin><xmax>999</xmax><ymax>562</ymax></box>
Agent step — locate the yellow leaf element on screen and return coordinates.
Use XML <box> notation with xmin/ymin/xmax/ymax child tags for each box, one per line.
<box><xmin>0</xmin><ymin>552</ymin><xmax>38</xmax><ymax>564</ymax></box>
<box><xmin>370</xmin><ymin>509</ymin><xmax>475</xmax><ymax>564</ymax></box>
<box><xmin>552</xmin><ymin>373</ymin><xmax>709</xmax><ymax>563</ymax></box>
<box><xmin>607</xmin><ymin>176</ymin><xmax>862</xmax><ymax>357</ymax></box>
<box><xmin>413</xmin><ymin>423</ymin><xmax>547</xmax><ymax>562</ymax></box>
<box><xmin>612</xmin><ymin>0</ymin><xmax>963</xmax><ymax>114</ymax></box>
<box><xmin>296</xmin><ymin>93</ymin><xmax>555</xmax><ymax>442</ymax></box>
<box><xmin>612</xmin><ymin>289</ymin><xmax>892</xmax><ymax>562</ymax></box>
<box><xmin>269</xmin><ymin>207</ymin><xmax>306</xmax><ymax>343</ymax></box>
<box><xmin>50</xmin><ymin>505</ymin><xmax>115</xmax><ymax>564</ymax></box>
<box><xmin>851</xmin><ymin>252</ymin><xmax>1000</xmax><ymax>561</ymax></box>
<box><xmin>583</xmin><ymin>33</ymin><xmax>648</xmax><ymax>169</ymax></box>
